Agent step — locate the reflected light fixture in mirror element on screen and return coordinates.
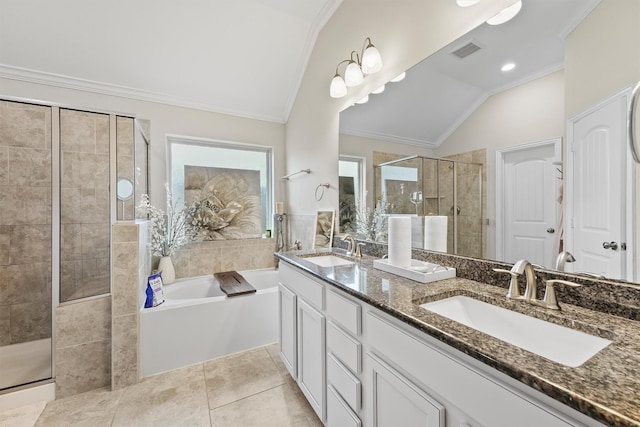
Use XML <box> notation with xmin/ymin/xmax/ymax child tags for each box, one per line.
<box><xmin>356</xmin><ymin>95</ymin><xmax>369</xmax><ymax>104</ymax></box>
<box><xmin>330</xmin><ymin>37</ymin><xmax>383</xmax><ymax>98</ymax></box>
<box><xmin>372</xmin><ymin>85</ymin><xmax>385</xmax><ymax>94</ymax></box>
<box><xmin>486</xmin><ymin>0</ymin><xmax>522</xmax><ymax>25</ymax></box>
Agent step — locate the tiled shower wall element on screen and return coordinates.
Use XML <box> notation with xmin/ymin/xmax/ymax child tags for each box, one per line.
<box><xmin>0</xmin><ymin>100</ymin><xmax>52</xmax><ymax>346</ymax></box>
<box><xmin>60</xmin><ymin>109</ymin><xmax>111</xmax><ymax>302</ymax></box>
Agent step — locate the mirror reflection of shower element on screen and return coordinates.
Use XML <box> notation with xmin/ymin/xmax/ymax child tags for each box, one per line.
<box><xmin>375</xmin><ymin>155</ymin><xmax>484</xmax><ymax>258</ymax></box>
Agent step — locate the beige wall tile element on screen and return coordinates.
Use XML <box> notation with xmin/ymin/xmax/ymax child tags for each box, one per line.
<box><xmin>61</xmin><ymin>223</ymin><xmax>82</xmax><ymax>261</ymax></box>
<box><xmin>0</xmin><ymin>187</ymin><xmax>50</xmax><ymax>226</ymax></box>
<box><xmin>113</xmin><ymin>223</ymin><xmax>139</xmax><ymax>243</ymax></box>
<box><xmin>0</xmin><ymin>146</ymin><xmax>8</xmax><ymax>185</ymax></box>
<box><xmin>0</xmin><ymin>225</ymin><xmax>10</xmax><ymax>265</ymax></box>
<box><xmin>81</xmin><ymin>223</ymin><xmax>110</xmax><ymax>258</ymax></box>
<box><xmin>9</xmin><ymin>224</ymin><xmax>51</xmax><ymax>264</ymax></box>
<box><xmin>112</xmin><ymin>241</ymin><xmax>139</xmax><ymax>317</ymax></box>
<box><xmin>56</xmin><ymin>296</ymin><xmax>111</xmax><ymax>348</ymax></box>
<box><xmin>0</xmin><ymin>102</ymin><xmax>50</xmax><ymax>149</ymax></box>
<box><xmin>0</xmin><ymin>262</ymin><xmax>50</xmax><ymax>305</ymax></box>
<box><xmin>10</xmin><ymin>301</ymin><xmax>52</xmax><ymax>343</ymax></box>
<box><xmin>111</xmin><ymin>314</ymin><xmax>138</xmax><ymax>390</ymax></box>
<box><xmin>8</xmin><ymin>147</ymin><xmax>50</xmax><ymax>187</ymax></box>
<box><xmin>60</xmin><ymin>109</ymin><xmax>109</xmax><ymax>154</ymax></box>
<box><xmin>55</xmin><ymin>339</ymin><xmax>111</xmax><ymax>398</ymax></box>
<box><xmin>0</xmin><ymin>308</ymin><xmax>10</xmax><ymax>346</ymax></box>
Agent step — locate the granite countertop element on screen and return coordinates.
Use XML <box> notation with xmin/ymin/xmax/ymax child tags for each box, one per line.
<box><xmin>275</xmin><ymin>249</ymin><xmax>640</xmax><ymax>427</ymax></box>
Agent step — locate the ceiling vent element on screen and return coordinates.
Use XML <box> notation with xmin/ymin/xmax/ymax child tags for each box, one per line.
<box><xmin>451</xmin><ymin>41</ymin><xmax>482</xmax><ymax>59</ymax></box>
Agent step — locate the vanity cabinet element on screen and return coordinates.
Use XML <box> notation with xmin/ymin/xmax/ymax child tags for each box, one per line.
<box><xmin>278</xmin><ymin>261</ymin><xmax>601</xmax><ymax>427</ymax></box>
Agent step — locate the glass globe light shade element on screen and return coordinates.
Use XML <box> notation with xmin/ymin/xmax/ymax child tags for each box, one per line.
<box><xmin>344</xmin><ymin>61</ymin><xmax>364</xmax><ymax>87</ymax></box>
<box><xmin>456</xmin><ymin>0</ymin><xmax>480</xmax><ymax>6</ymax></box>
<box><xmin>390</xmin><ymin>71</ymin><xmax>406</xmax><ymax>82</ymax></box>
<box><xmin>330</xmin><ymin>75</ymin><xmax>347</xmax><ymax>98</ymax></box>
<box><xmin>355</xmin><ymin>95</ymin><xmax>369</xmax><ymax>104</ymax></box>
<box><xmin>362</xmin><ymin>45</ymin><xmax>382</xmax><ymax>74</ymax></box>
<box><xmin>486</xmin><ymin>0</ymin><xmax>522</xmax><ymax>25</ymax></box>
<box><xmin>372</xmin><ymin>85</ymin><xmax>385</xmax><ymax>94</ymax></box>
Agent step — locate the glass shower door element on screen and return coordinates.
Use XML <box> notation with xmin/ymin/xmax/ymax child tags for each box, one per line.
<box><xmin>0</xmin><ymin>100</ymin><xmax>53</xmax><ymax>390</ymax></box>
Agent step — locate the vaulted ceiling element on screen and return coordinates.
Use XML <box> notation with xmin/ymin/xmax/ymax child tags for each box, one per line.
<box><xmin>0</xmin><ymin>0</ymin><xmax>342</xmax><ymax>123</ymax></box>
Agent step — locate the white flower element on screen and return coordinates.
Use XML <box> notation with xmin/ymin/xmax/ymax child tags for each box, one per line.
<box><xmin>136</xmin><ymin>184</ymin><xmax>197</xmax><ymax>257</ymax></box>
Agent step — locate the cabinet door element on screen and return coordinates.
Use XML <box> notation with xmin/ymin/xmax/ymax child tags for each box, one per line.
<box><xmin>298</xmin><ymin>297</ymin><xmax>326</xmax><ymax>421</ymax></box>
<box><xmin>278</xmin><ymin>284</ymin><xmax>297</xmax><ymax>379</ymax></box>
<box><xmin>368</xmin><ymin>353</ymin><xmax>445</xmax><ymax>427</ymax></box>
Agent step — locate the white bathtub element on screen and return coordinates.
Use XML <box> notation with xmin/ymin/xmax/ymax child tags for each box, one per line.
<box><xmin>140</xmin><ymin>268</ymin><xmax>279</xmax><ymax>377</ymax></box>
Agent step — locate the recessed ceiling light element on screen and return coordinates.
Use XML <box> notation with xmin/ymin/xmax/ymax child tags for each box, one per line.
<box><xmin>501</xmin><ymin>62</ymin><xmax>516</xmax><ymax>72</ymax></box>
<box><xmin>372</xmin><ymin>85</ymin><xmax>385</xmax><ymax>94</ymax></box>
<box><xmin>486</xmin><ymin>0</ymin><xmax>522</xmax><ymax>25</ymax></box>
<box><xmin>456</xmin><ymin>0</ymin><xmax>481</xmax><ymax>7</ymax></box>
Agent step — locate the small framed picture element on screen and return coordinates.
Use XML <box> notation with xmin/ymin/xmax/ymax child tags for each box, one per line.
<box><xmin>314</xmin><ymin>210</ymin><xmax>335</xmax><ymax>249</ymax></box>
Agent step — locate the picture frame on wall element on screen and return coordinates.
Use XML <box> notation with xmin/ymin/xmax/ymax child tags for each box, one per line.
<box><xmin>313</xmin><ymin>210</ymin><xmax>335</xmax><ymax>249</ymax></box>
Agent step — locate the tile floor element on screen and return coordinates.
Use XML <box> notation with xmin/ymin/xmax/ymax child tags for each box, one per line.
<box><xmin>0</xmin><ymin>343</ymin><xmax>323</xmax><ymax>427</ymax></box>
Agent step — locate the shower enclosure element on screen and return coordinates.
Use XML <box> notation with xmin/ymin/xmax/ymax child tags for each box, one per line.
<box><xmin>0</xmin><ymin>99</ymin><xmax>147</xmax><ymax>393</ymax></box>
<box><xmin>375</xmin><ymin>155</ymin><xmax>484</xmax><ymax>258</ymax></box>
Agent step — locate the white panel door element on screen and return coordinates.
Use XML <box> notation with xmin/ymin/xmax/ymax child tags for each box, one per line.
<box><xmin>500</xmin><ymin>140</ymin><xmax>561</xmax><ymax>268</ymax></box>
<box><xmin>568</xmin><ymin>95</ymin><xmax>627</xmax><ymax>279</ymax></box>
<box><xmin>368</xmin><ymin>353</ymin><xmax>445</xmax><ymax>427</ymax></box>
<box><xmin>278</xmin><ymin>284</ymin><xmax>297</xmax><ymax>379</ymax></box>
<box><xmin>297</xmin><ymin>297</ymin><xmax>326</xmax><ymax>421</ymax></box>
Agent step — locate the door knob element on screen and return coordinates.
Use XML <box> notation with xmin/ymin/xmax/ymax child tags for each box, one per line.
<box><xmin>546</xmin><ymin>228</ymin><xmax>555</xmax><ymax>234</ymax></box>
<box><xmin>602</xmin><ymin>241</ymin><xmax>618</xmax><ymax>250</ymax></box>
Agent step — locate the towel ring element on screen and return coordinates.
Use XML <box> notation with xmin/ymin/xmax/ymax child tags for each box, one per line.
<box><xmin>315</xmin><ymin>183</ymin><xmax>330</xmax><ymax>201</ymax></box>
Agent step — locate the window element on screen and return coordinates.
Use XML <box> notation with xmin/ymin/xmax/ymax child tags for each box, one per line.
<box><xmin>168</xmin><ymin>136</ymin><xmax>273</xmax><ymax>237</ymax></box>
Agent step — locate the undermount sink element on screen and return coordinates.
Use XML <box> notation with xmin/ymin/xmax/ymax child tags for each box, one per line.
<box><xmin>303</xmin><ymin>255</ymin><xmax>355</xmax><ymax>267</ymax></box>
<box><xmin>420</xmin><ymin>296</ymin><xmax>611</xmax><ymax>367</ymax></box>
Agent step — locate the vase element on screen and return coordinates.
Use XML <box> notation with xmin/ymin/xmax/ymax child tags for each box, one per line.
<box><xmin>158</xmin><ymin>256</ymin><xmax>176</xmax><ymax>284</ymax></box>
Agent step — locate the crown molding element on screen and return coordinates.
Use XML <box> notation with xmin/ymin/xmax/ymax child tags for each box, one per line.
<box><xmin>340</xmin><ymin>127</ymin><xmax>437</xmax><ymax>148</ymax></box>
<box><xmin>0</xmin><ymin>64</ymin><xmax>285</xmax><ymax>124</ymax></box>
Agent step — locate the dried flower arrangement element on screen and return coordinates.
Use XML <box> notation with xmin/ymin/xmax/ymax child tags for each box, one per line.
<box><xmin>356</xmin><ymin>203</ymin><xmax>388</xmax><ymax>241</ymax></box>
<box><xmin>136</xmin><ymin>185</ymin><xmax>197</xmax><ymax>257</ymax></box>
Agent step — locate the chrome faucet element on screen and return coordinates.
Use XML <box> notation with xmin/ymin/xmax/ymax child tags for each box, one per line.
<box><xmin>554</xmin><ymin>251</ymin><xmax>576</xmax><ymax>272</ymax></box>
<box><xmin>341</xmin><ymin>233</ymin><xmax>356</xmax><ymax>256</ymax></box>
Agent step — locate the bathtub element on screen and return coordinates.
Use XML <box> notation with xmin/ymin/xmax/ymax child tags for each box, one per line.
<box><xmin>140</xmin><ymin>268</ymin><xmax>279</xmax><ymax>377</ymax></box>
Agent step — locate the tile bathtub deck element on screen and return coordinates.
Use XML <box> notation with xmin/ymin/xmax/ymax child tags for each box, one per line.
<box><xmin>1</xmin><ymin>344</ymin><xmax>322</xmax><ymax>427</ymax></box>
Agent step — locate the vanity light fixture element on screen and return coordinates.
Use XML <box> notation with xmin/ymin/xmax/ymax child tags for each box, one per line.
<box><xmin>329</xmin><ymin>37</ymin><xmax>383</xmax><ymax>98</ymax></box>
<box><xmin>372</xmin><ymin>85</ymin><xmax>385</xmax><ymax>94</ymax></box>
<box><xmin>486</xmin><ymin>0</ymin><xmax>522</xmax><ymax>25</ymax></box>
<box><xmin>501</xmin><ymin>62</ymin><xmax>516</xmax><ymax>71</ymax></box>
<box><xmin>356</xmin><ymin>95</ymin><xmax>369</xmax><ymax>104</ymax></box>
<box><xmin>390</xmin><ymin>71</ymin><xmax>406</xmax><ymax>82</ymax></box>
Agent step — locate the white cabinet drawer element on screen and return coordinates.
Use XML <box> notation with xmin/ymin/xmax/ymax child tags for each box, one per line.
<box><xmin>279</xmin><ymin>262</ymin><xmax>324</xmax><ymax>309</ymax></box>
<box><xmin>327</xmin><ymin>321</ymin><xmax>361</xmax><ymax>374</ymax></box>
<box><xmin>366</xmin><ymin>311</ymin><xmax>575</xmax><ymax>427</ymax></box>
<box><xmin>326</xmin><ymin>289</ymin><xmax>361</xmax><ymax>336</ymax></box>
<box><xmin>327</xmin><ymin>385</ymin><xmax>361</xmax><ymax>427</ymax></box>
<box><xmin>327</xmin><ymin>352</ymin><xmax>361</xmax><ymax>412</ymax></box>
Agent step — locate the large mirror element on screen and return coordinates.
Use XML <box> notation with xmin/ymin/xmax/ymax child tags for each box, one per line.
<box><xmin>339</xmin><ymin>0</ymin><xmax>639</xmax><ymax>282</ymax></box>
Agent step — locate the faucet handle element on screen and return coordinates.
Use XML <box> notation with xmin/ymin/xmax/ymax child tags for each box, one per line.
<box><xmin>541</xmin><ymin>279</ymin><xmax>581</xmax><ymax>310</ymax></box>
<box><xmin>355</xmin><ymin>242</ymin><xmax>366</xmax><ymax>258</ymax></box>
<box><xmin>493</xmin><ymin>268</ymin><xmax>522</xmax><ymax>299</ymax></box>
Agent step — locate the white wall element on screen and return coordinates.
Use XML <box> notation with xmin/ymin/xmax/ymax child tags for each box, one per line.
<box><xmin>434</xmin><ymin>70</ymin><xmax>565</xmax><ymax>260</ymax></box>
<box><xmin>565</xmin><ymin>0</ymin><xmax>640</xmax><ymax>119</ymax></box>
<box><xmin>0</xmin><ymin>79</ymin><xmax>286</xmax><ymax>208</ymax></box>
<box><xmin>284</xmin><ymin>0</ymin><xmax>516</xmax><ymax>216</ymax></box>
